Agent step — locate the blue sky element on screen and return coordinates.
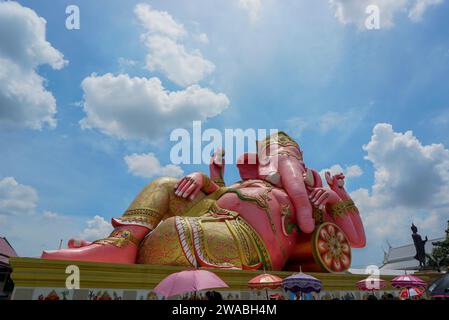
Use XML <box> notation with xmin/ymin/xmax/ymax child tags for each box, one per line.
<box><xmin>1</xmin><ymin>0</ymin><xmax>448</xmax><ymax>269</ymax></box>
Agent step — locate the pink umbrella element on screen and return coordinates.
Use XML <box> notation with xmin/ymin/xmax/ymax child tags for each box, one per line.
<box><xmin>356</xmin><ymin>278</ymin><xmax>387</xmax><ymax>292</ymax></box>
<box><xmin>391</xmin><ymin>275</ymin><xmax>427</xmax><ymax>289</ymax></box>
<box><xmin>154</xmin><ymin>269</ymin><xmax>229</xmax><ymax>298</ymax></box>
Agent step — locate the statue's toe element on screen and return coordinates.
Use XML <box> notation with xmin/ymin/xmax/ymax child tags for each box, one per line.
<box><xmin>41</xmin><ymin>249</ymin><xmax>73</xmax><ymax>261</ymax></box>
<box><xmin>40</xmin><ymin>243</ymin><xmax>137</xmax><ymax>264</ymax></box>
<box><xmin>68</xmin><ymin>238</ymin><xmax>92</xmax><ymax>248</ymax></box>
<box><xmin>41</xmin><ymin>250</ymin><xmax>57</xmax><ymax>257</ymax></box>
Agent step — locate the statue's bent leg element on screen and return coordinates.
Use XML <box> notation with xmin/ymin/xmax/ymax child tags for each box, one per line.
<box><xmin>41</xmin><ymin>177</ymin><xmax>202</xmax><ymax>264</ymax></box>
<box><xmin>138</xmin><ymin>205</ymin><xmax>269</xmax><ymax>270</ymax></box>
<box><xmin>137</xmin><ymin>217</ymin><xmax>193</xmax><ymax>267</ymax></box>
<box><xmin>112</xmin><ymin>177</ymin><xmax>176</xmax><ymax>229</ymax></box>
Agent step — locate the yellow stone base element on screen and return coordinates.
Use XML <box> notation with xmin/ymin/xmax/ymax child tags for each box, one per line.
<box><xmin>9</xmin><ymin>257</ymin><xmax>436</xmax><ymax>300</ymax></box>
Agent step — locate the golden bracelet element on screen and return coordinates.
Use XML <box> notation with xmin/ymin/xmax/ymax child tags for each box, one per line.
<box><xmin>201</xmin><ymin>173</ymin><xmax>213</xmax><ymax>193</ymax></box>
<box><xmin>329</xmin><ymin>199</ymin><xmax>359</xmax><ymax>218</ymax></box>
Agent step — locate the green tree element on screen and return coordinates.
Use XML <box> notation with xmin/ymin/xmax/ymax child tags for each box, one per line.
<box><xmin>426</xmin><ymin>220</ymin><xmax>449</xmax><ymax>272</ymax></box>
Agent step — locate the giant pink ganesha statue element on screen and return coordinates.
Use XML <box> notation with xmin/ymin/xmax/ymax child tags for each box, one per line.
<box><xmin>42</xmin><ymin>132</ymin><xmax>366</xmax><ymax>272</ymax></box>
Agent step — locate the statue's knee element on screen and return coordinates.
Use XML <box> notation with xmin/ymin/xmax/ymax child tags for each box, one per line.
<box><xmin>137</xmin><ymin>217</ymin><xmax>191</xmax><ymax>266</ymax></box>
<box><xmin>146</xmin><ymin>218</ymin><xmax>178</xmax><ymax>242</ymax></box>
<box><xmin>149</xmin><ymin>177</ymin><xmax>178</xmax><ymax>189</ymax></box>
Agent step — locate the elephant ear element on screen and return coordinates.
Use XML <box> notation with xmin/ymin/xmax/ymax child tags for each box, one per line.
<box><xmin>325</xmin><ymin>171</ymin><xmax>333</xmax><ymax>186</ymax></box>
<box><xmin>304</xmin><ymin>168</ymin><xmax>323</xmax><ymax>188</ymax></box>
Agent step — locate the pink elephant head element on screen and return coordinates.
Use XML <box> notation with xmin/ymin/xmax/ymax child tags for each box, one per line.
<box><xmin>236</xmin><ymin>132</ymin><xmax>315</xmax><ymax>234</ymax></box>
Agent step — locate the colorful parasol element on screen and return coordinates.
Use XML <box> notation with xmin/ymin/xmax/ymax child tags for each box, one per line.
<box><xmin>399</xmin><ymin>287</ymin><xmax>425</xmax><ymax>300</ymax></box>
<box><xmin>270</xmin><ymin>293</ymin><xmax>285</xmax><ymax>300</ymax></box>
<box><xmin>356</xmin><ymin>278</ymin><xmax>387</xmax><ymax>292</ymax></box>
<box><xmin>426</xmin><ymin>273</ymin><xmax>449</xmax><ymax>298</ymax></box>
<box><xmin>391</xmin><ymin>275</ymin><xmax>426</xmax><ymax>289</ymax></box>
<box><xmin>248</xmin><ymin>273</ymin><xmax>283</xmax><ymax>300</ymax></box>
<box><xmin>248</xmin><ymin>273</ymin><xmax>283</xmax><ymax>290</ymax></box>
<box><xmin>154</xmin><ymin>269</ymin><xmax>228</xmax><ymax>298</ymax></box>
<box><xmin>282</xmin><ymin>272</ymin><xmax>322</xmax><ymax>294</ymax></box>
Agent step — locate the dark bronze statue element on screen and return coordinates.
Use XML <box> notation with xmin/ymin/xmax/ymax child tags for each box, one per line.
<box><xmin>411</xmin><ymin>223</ymin><xmax>428</xmax><ymax>269</ymax></box>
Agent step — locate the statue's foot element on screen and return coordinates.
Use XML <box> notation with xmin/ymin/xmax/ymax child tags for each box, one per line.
<box><xmin>41</xmin><ymin>243</ymin><xmax>137</xmax><ymax>264</ymax></box>
<box><xmin>68</xmin><ymin>238</ymin><xmax>92</xmax><ymax>248</ymax></box>
<box><xmin>41</xmin><ymin>225</ymin><xmax>149</xmax><ymax>264</ymax></box>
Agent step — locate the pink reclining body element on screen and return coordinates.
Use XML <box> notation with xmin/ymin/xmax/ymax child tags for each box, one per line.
<box><xmin>41</xmin><ymin>132</ymin><xmax>366</xmax><ymax>270</ymax></box>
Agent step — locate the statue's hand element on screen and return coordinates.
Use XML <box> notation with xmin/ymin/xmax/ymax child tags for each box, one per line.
<box><xmin>307</xmin><ymin>187</ymin><xmax>341</xmax><ymax>210</ymax></box>
<box><xmin>325</xmin><ymin>171</ymin><xmax>346</xmax><ymax>188</ymax></box>
<box><xmin>174</xmin><ymin>173</ymin><xmax>204</xmax><ymax>200</ymax></box>
<box><xmin>211</xmin><ymin>147</ymin><xmax>225</xmax><ymax>167</ymax></box>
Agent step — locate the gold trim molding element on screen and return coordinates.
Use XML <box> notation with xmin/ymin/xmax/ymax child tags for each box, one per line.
<box><xmin>9</xmin><ymin>257</ymin><xmax>435</xmax><ymax>292</ymax></box>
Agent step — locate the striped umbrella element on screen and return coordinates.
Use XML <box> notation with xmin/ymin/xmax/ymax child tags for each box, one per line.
<box><xmin>391</xmin><ymin>275</ymin><xmax>426</xmax><ymax>289</ymax></box>
<box><xmin>248</xmin><ymin>273</ymin><xmax>283</xmax><ymax>290</ymax></box>
<box><xmin>356</xmin><ymin>278</ymin><xmax>387</xmax><ymax>292</ymax></box>
<box><xmin>248</xmin><ymin>273</ymin><xmax>283</xmax><ymax>300</ymax></box>
<box><xmin>282</xmin><ymin>272</ymin><xmax>323</xmax><ymax>294</ymax></box>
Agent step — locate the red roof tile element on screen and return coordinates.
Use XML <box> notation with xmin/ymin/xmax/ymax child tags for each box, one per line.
<box><xmin>0</xmin><ymin>237</ymin><xmax>18</xmax><ymax>265</ymax></box>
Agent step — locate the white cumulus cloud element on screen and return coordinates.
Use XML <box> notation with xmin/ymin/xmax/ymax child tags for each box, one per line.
<box><xmin>351</xmin><ymin>123</ymin><xmax>449</xmax><ymax>262</ymax></box>
<box><xmin>361</xmin><ymin>123</ymin><xmax>449</xmax><ymax>208</ymax></box>
<box><xmin>0</xmin><ymin>178</ymin><xmax>90</xmax><ymax>257</ymax></box>
<box><xmin>80</xmin><ymin>73</ymin><xmax>229</xmax><ymax>141</ymax></box>
<box><xmin>134</xmin><ymin>3</ymin><xmax>186</xmax><ymax>39</ymax></box>
<box><xmin>43</xmin><ymin>210</ymin><xmax>60</xmax><ymax>219</ymax></box>
<box><xmin>0</xmin><ymin>178</ymin><xmax>116</xmax><ymax>256</ymax></box>
<box><xmin>329</xmin><ymin>0</ymin><xmax>444</xmax><ymax>29</ymax></box>
<box><xmin>238</xmin><ymin>0</ymin><xmax>262</xmax><ymax>23</ymax></box>
<box><xmin>79</xmin><ymin>215</ymin><xmax>113</xmax><ymax>241</ymax></box>
<box><xmin>320</xmin><ymin>164</ymin><xmax>363</xmax><ymax>180</ymax></box>
<box><xmin>346</xmin><ymin>165</ymin><xmax>364</xmax><ymax>178</ymax></box>
<box><xmin>143</xmin><ymin>35</ymin><xmax>215</xmax><ymax>87</ymax></box>
<box><xmin>0</xmin><ymin>177</ymin><xmax>38</xmax><ymax>216</ymax></box>
<box><xmin>408</xmin><ymin>0</ymin><xmax>443</xmax><ymax>21</ymax></box>
<box><xmin>0</xmin><ymin>1</ymin><xmax>67</xmax><ymax>130</ymax></box>
<box><xmin>287</xmin><ymin>109</ymin><xmax>366</xmax><ymax>138</ymax></box>
<box><xmin>125</xmin><ymin>153</ymin><xmax>183</xmax><ymax>178</ymax></box>
<box><xmin>135</xmin><ymin>3</ymin><xmax>215</xmax><ymax>87</ymax></box>
<box><xmin>193</xmin><ymin>33</ymin><xmax>209</xmax><ymax>45</ymax></box>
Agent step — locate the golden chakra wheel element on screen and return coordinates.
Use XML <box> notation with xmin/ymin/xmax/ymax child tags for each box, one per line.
<box><xmin>286</xmin><ymin>222</ymin><xmax>352</xmax><ymax>273</ymax></box>
<box><xmin>312</xmin><ymin>222</ymin><xmax>351</xmax><ymax>273</ymax></box>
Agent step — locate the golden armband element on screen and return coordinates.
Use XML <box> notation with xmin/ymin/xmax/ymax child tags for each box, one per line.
<box><xmin>201</xmin><ymin>173</ymin><xmax>219</xmax><ymax>194</ymax></box>
<box><xmin>212</xmin><ymin>177</ymin><xmax>226</xmax><ymax>187</ymax></box>
<box><xmin>329</xmin><ymin>199</ymin><xmax>359</xmax><ymax>218</ymax></box>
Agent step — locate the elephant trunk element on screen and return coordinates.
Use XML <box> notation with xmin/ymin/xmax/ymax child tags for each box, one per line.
<box><xmin>257</xmin><ymin>132</ymin><xmax>315</xmax><ymax>234</ymax></box>
<box><xmin>278</xmin><ymin>155</ymin><xmax>315</xmax><ymax>234</ymax></box>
